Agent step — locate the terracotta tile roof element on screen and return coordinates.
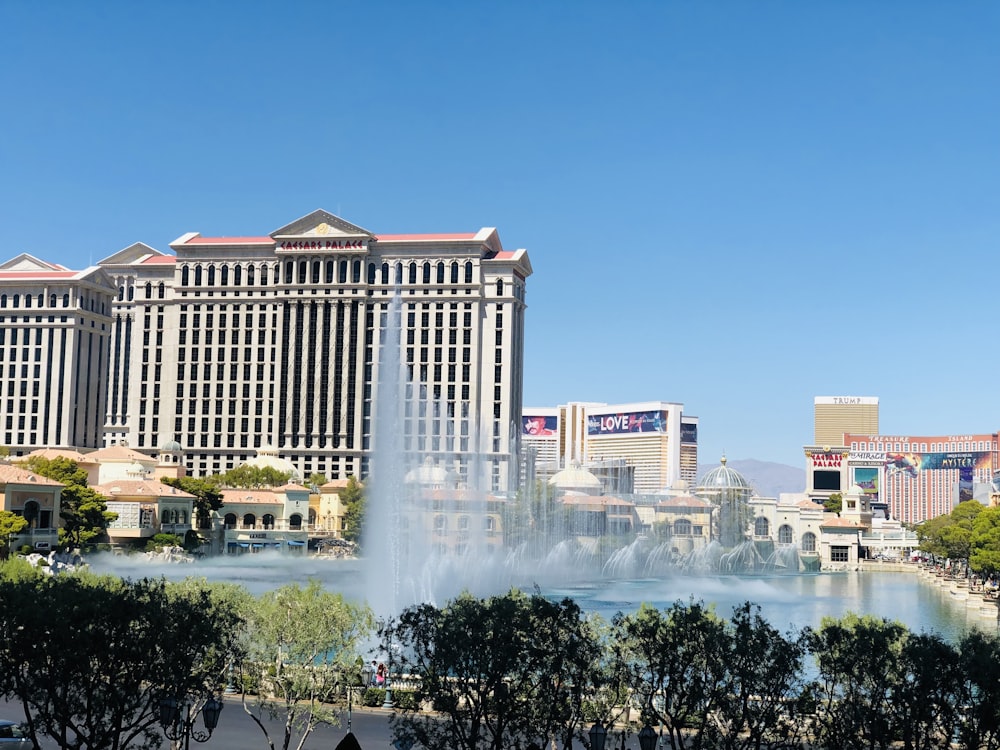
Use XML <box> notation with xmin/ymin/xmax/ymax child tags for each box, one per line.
<box><xmin>24</xmin><ymin>448</ymin><xmax>89</xmax><ymax>462</ymax></box>
<box><xmin>142</xmin><ymin>255</ymin><xmax>177</xmax><ymax>264</ymax></box>
<box><xmin>93</xmin><ymin>480</ymin><xmax>195</xmax><ymax>498</ymax></box>
<box><xmin>87</xmin><ymin>445</ymin><xmax>154</xmax><ymax>463</ymax></box>
<box><xmin>220</xmin><ymin>489</ymin><xmax>281</xmax><ymax>505</ymax></box>
<box><xmin>0</xmin><ymin>464</ymin><xmax>64</xmax><ymax>487</ymax></box>
<box><xmin>658</xmin><ymin>495</ymin><xmax>713</xmax><ymax>508</ymax></box>
<box><xmin>820</xmin><ymin>517</ymin><xmax>865</xmax><ymax>529</ymax></box>
<box><xmin>320</xmin><ymin>479</ymin><xmax>353</xmax><ymax>489</ymax></box>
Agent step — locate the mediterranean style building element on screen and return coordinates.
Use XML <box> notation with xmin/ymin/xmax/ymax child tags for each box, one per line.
<box><xmin>1</xmin><ymin>209</ymin><xmax>532</xmax><ymax>492</ymax></box>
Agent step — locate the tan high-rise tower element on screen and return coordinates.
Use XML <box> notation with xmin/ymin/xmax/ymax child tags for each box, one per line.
<box><xmin>814</xmin><ymin>396</ymin><xmax>879</xmax><ymax>447</ymax></box>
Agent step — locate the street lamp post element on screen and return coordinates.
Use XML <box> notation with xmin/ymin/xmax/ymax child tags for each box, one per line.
<box><xmin>158</xmin><ymin>695</ymin><xmax>223</xmax><ymax>750</ymax></box>
<box><xmin>588</xmin><ymin>720</ymin><xmax>607</xmax><ymax>750</ymax></box>
<box><xmin>638</xmin><ymin>724</ymin><xmax>657</xmax><ymax>750</ymax></box>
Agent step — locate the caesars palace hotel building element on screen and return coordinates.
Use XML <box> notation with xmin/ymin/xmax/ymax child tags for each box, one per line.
<box><xmin>0</xmin><ymin>210</ymin><xmax>532</xmax><ymax>491</ymax></box>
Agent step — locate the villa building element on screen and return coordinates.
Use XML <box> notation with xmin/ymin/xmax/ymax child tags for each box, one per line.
<box><xmin>1</xmin><ymin>463</ymin><xmax>62</xmax><ymax>552</ymax></box>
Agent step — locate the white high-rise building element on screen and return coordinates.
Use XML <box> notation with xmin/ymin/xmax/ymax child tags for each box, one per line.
<box><xmin>5</xmin><ymin>210</ymin><xmax>532</xmax><ymax>491</ymax></box>
<box><xmin>0</xmin><ymin>254</ymin><xmax>115</xmax><ymax>451</ymax></box>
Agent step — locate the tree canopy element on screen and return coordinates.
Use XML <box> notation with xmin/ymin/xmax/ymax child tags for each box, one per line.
<box><xmin>19</xmin><ymin>456</ymin><xmax>115</xmax><ymax>550</ymax></box>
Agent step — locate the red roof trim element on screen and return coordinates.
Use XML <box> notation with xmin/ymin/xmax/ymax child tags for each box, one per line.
<box><xmin>376</xmin><ymin>233</ymin><xmax>477</xmax><ymax>241</ymax></box>
<box><xmin>142</xmin><ymin>255</ymin><xmax>177</xmax><ymax>264</ymax></box>
<box><xmin>0</xmin><ymin>271</ymin><xmax>78</xmax><ymax>278</ymax></box>
<box><xmin>184</xmin><ymin>236</ymin><xmax>274</xmax><ymax>245</ymax></box>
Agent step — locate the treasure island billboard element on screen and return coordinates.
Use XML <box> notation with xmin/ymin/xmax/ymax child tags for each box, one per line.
<box><xmin>884</xmin><ymin>451</ymin><xmax>991</xmax><ymax>478</ymax></box>
<box><xmin>587</xmin><ymin>410</ymin><xmax>668</xmax><ymax>435</ymax></box>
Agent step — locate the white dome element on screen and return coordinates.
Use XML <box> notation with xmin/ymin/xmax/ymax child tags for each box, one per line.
<box><xmin>244</xmin><ymin>445</ymin><xmax>301</xmax><ymax>482</ymax></box>
<box><xmin>549</xmin><ymin>461</ymin><xmax>603</xmax><ymax>495</ymax></box>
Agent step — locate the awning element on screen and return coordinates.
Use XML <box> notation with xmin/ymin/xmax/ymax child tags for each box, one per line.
<box><xmin>238</xmin><ymin>543</ymin><xmax>250</xmax><ymax>548</ymax></box>
<box><xmin>287</xmin><ymin>541</ymin><xmax>306</xmax><ymax>546</ymax></box>
<box><xmin>251</xmin><ymin>543</ymin><xmax>263</xmax><ymax>548</ymax></box>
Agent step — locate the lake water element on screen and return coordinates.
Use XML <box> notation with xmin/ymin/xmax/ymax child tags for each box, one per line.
<box><xmin>87</xmin><ymin>553</ymin><xmax>998</xmax><ymax>642</ymax></box>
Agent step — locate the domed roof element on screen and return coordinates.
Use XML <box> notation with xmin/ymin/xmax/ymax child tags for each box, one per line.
<box><xmin>159</xmin><ymin>438</ymin><xmax>182</xmax><ymax>453</ymax></box>
<box><xmin>697</xmin><ymin>456</ymin><xmax>752</xmax><ymax>492</ymax></box>
<box><xmin>405</xmin><ymin>457</ymin><xmax>450</xmax><ymax>486</ymax></box>
<box><xmin>244</xmin><ymin>444</ymin><xmax>301</xmax><ymax>482</ymax></box>
<box><xmin>549</xmin><ymin>461</ymin><xmax>603</xmax><ymax>494</ymax></box>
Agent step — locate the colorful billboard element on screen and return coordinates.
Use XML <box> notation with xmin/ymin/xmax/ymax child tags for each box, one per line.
<box><xmin>884</xmin><ymin>451</ymin><xmax>991</xmax><ymax>477</ymax></box>
<box><xmin>522</xmin><ymin>415</ymin><xmax>557</xmax><ymax>436</ymax></box>
<box><xmin>587</xmin><ymin>410</ymin><xmax>668</xmax><ymax>436</ymax></box>
<box><xmin>681</xmin><ymin>422</ymin><xmax>698</xmax><ymax>444</ymax></box>
<box><xmin>853</xmin><ymin>467</ymin><xmax>879</xmax><ymax>501</ymax></box>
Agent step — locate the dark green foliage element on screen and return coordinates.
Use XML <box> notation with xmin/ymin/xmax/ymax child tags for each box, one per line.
<box><xmin>19</xmin><ymin>456</ymin><xmax>115</xmax><ymax>550</ymax></box>
<box><xmin>388</xmin><ymin>589</ymin><xmax>601</xmax><ymax>750</ymax></box>
<box><xmin>341</xmin><ymin>476</ymin><xmax>365</xmax><ymax>544</ymax></box>
<box><xmin>0</xmin><ymin>572</ymin><xmax>243</xmax><ymax>750</ymax></box>
<box><xmin>220</xmin><ymin>464</ymin><xmax>292</xmax><ymax>489</ymax></box>
<box><xmin>160</xmin><ymin>475</ymin><xmax>224</xmax><ymax>529</ymax></box>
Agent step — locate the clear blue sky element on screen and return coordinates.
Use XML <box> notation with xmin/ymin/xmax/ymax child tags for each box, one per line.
<box><xmin>2</xmin><ymin>2</ymin><xmax>998</xmax><ymax>467</ymax></box>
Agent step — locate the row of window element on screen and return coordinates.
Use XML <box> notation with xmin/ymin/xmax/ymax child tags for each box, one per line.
<box><xmin>851</xmin><ymin>440</ymin><xmax>995</xmax><ymax>452</ymax></box>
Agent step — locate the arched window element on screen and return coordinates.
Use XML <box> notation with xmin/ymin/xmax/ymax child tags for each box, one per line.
<box><xmin>12</xmin><ymin>294</ymin><xmax>19</xmax><ymax>307</ymax></box>
<box><xmin>451</xmin><ymin>262</ymin><xmax>459</xmax><ymax>284</ymax></box>
<box><xmin>179</xmin><ymin>510</ymin><xmax>187</xmax><ymax>524</ymax></box>
<box><xmin>422</xmin><ymin>262</ymin><xmax>431</xmax><ymax>284</ymax></box>
<box><xmin>207</xmin><ymin>266</ymin><xmax>215</xmax><ymax>286</ymax></box>
<box><xmin>247</xmin><ymin>264</ymin><xmax>255</xmax><ymax>286</ymax></box>
<box><xmin>36</xmin><ymin>293</ymin><xmax>42</xmax><ymax>307</ymax></box>
<box><xmin>22</xmin><ymin>500</ymin><xmax>39</xmax><ymax>528</ymax></box>
<box><xmin>161</xmin><ymin>509</ymin><xmax>171</xmax><ymax>524</ymax></box>
<box><xmin>434</xmin><ymin>515</ymin><xmax>447</xmax><ymax>535</ymax></box>
<box><xmin>673</xmin><ymin>519</ymin><xmax>693</xmax><ymax>536</ymax></box>
<box><xmin>284</xmin><ymin>261</ymin><xmax>294</xmax><ymax>284</ymax></box>
<box><xmin>182</xmin><ymin>266</ymin><xmax>190</xmax><ymax>286</ymax></box>
<box><xmin>778</xmin><ymin>524</ymin><xmax>794</xmax><ymax>545</ymax></box>
<box><xmin>408</xmin><ymin>263</ymin><xmax>417</xmax><ymax>284</ymax></box>
<box><xmin>243</xmin><ymin>513</ymin><xmax>257</xmax><ymax>528</ymax></box>
<box><xmin>224</xmin><ymin>513</ymin><xmax>237</xmax><ymax>530</ymax></box>
<box><xmin>145</xmin><ymin>282</ymin><xmax>152</xmax><ymax>298</ymax></box>
<box><xmin>220</xmin><ymin>266</ymin><xmax>229</xmax><ymax>285</ymax></box>
<box><xmin>801</xmin><ymin>532</ymin><xmax>817</xmax><ymax>552</ymax></box>
<box><xmin>437</xmin><ymin>262</ymin><xmax>445</xmax><ymax>284</ymax></box>
<box><xmin>464</xmin><ymin>261</ymin><xmax>473</xmax><ymax>283</ymax></box>
<box><xmin>289</xmin><ymin>513</ymin><xmax>302</xmax><ymax>530</ymax></box>
<box><xmin>367</xmin><ymin>262</ymin><xmax>376</xmax><ymax>284</ymax></box>
<box><xmin>381</xmin><ymin>262</ymin><xmax>390</xmax><ymax>284</ymax></box>
<box><xmin>194</xmin><ymin>266</ymin><xmax>203</xmax><ymax>286</ymax></box>
<box><xmin>339</xmin><ymin>260</ymin><xmax>348</xmax><ymax>283</ymax></box>
<box><xmin>298</xmin><ymin>260</ymin><xmax>307</xmax><ymax>285</ymax></box>
<box><xmin>234</xmin><ymin>265</ymin><xmax>242</xmax><ymax>286</ymax></box>
<box><xmin>0</xmin><ymin>294</ymin><xmax>6</xmax><ymax>308</ymax></box>
<box><xmin>325</xmin><ymin>260</ymin><xmax>334</xmax><ymax>284</ymax></box>
<box><xmin>352</xmin><ymin>260</ymin><xmax>361</xmax><ymax>283</ymax></box>
<box><xmin>395</xmin><ymin>262</ymin><xmax>403</xmax><ymax>285</ymax></box>
<box><xmin>23</xmin><ymin>295</ymin><xmax>30</xmax><ymax>308</ymax></box>
<box><xmin>496</xmin><ymin>279</ymin><xmax>503</xmax><ymax>296</ymax></box>
<box><xmin>312</xmin><ymin>260</ymin><xmax>321</xmax><ymax>284</ymax></box>
<box><xmin>754</xmin><ymin>516</ymin><xmax>770</xmax><ymax>538</ymax></box>
<box><xmin>118</xmin><ymin>286</ymin><xmax>125</xmax><ymax>301</ymax></box>
<box><xmin>62</xmin><ymin>293</ymin><xmax>69</xmax><ymax>307</ymax></box>
<box><xmin>49</xmin><ymin>294</ymin><xmax>57</xmax><ymax>307</ymax></box>
<box><xmin>263</xmin><ymin>514</ymin><xmax>275</xmax><ymax>529</ymax></box>
<box><xmin>158</xmin><ymin>283</ymin><xmax>165</xmax><ymax>299</ymax></box>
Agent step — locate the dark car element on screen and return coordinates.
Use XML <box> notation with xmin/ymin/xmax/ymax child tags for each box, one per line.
<box><xmin>0</xmin><ymin>720</ymin><xmax>29</xmax><ymax>745</ymax></box>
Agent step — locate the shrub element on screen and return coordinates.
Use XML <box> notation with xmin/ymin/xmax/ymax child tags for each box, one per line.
<box><xmin>362</xmin><ymin>687</ymin><xmax>385</xmax><ymax>707</ymax></box>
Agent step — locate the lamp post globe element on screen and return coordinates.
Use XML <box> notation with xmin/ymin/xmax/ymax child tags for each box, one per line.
<box><xmin>589</xmin><ymin>720</ymin><xmax>607</xmax><ymax>750</ymax></box>
<box><xmin>638</xmin><ymin>724</ymin><xmax>657</xmax><ymax>750</ymax></box>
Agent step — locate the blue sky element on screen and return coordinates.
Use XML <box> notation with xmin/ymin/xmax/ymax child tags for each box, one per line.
<box><xmin>2</xmin><ymin>2</ymin><xmax>998</xmax><ymax>467</ymax></box>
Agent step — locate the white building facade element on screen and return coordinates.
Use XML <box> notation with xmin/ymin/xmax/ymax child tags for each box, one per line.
<box><xmin>97</xmin><ymin>209</ymin><xmax>531</xmax><ymax>490</ymax></box>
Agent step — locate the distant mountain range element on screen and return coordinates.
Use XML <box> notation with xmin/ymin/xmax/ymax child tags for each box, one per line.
<box><xmin>696</xmin><ymin>458</ymin><xmax>806</xmax><ymax>499</ymax></box>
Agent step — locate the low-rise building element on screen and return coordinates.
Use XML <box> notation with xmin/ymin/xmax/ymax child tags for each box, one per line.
<box><xmin>1</xmin><ymin>463</ymin><xmax>63</xmax><ymax>552</ymax></box>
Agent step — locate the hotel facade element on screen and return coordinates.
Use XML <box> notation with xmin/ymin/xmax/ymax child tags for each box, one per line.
<box><xmin>521</xmin><ymin>401</ymin><xmax>698</xmax><ymax>495</ymax></box>
<box><xmin>0</xmin><ymin>210</ymin><xmax>532</xmax><ymax>492</ymax></box>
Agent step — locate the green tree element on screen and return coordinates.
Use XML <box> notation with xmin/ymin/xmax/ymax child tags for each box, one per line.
<box><xmin>239</xmin><ymin>580</ymin><xmax>373</xmax><ymax>750</ymax></box>
<box><xmin>18</xmin><ymin>456</ymin><xmax>115</xmax><ymax>550</ymax></box>
<box><xmin>305</xmin><ymin>473</ymin><xmax>327</xmax><ymax>491</ymax></box>
<box><xmin>0</xmin><ymin>510</ymin><xmax>28</xmax><ymax>559</ymax></box>
<box><xmin>341</xmin><ymin>476</ymin><xmax>365</xmax><ymax>544</ymax></box>
<box><xmin>0</xmin><ymin>574</ymin><xmax>243</xmax><ymax>750</ymax></box>
<box><xmin>970</xmin><ymin>506</ymin><xmax>1000</xmax><ymax>577</ymax></box>
<box><xmin>711</xmin><ymin>602</ymin><xmax>809</xmax><ymax>750</ymax></box>
<box><xmin>221</xmin><ymin>465</ymin><xmax>292</xmax><ymax>489</ymax></box>
<box><xmin>893</xmin><ymin>631</ymin><xmax>962</xmax><ymax>750</ymax></box>
<box><xmin>389</xmin><ymin>590</ymin><xmax>601</xmax><ymax>750</ymax></box>
<box><xmin>823</xmin><ymin>492</ymin><xmax>843</xmax><ymax>515</ymax></box>
<box><xmin>954</xmin><ymin>629</ymin><xmax>1000</xmax><ymax>750</ymax></box>
<box><xmin>160</xmin><ymin>476</ymin><xmax>223</xmax><ymax>530</ymax></box>
<box><xmin>616</xmin><ymin>600</ymin><xmax>730</xmax><ymax>750</ymax></box>
<box><xmin>805</xmin><ymin>612</ymin><xmax>909</xmax><ymax>750</ymax></box>
<box><xmin>145</xmin><ymin>532</ymin><xmax>183</xmax><ymax>551</ymax></box>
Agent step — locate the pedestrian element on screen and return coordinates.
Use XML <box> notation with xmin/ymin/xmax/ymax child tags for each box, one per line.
<box><xmin>376</xmin><ymin>663</ymin><xmax>386</xmax><ymax>686</ymax></box>
<box><xmin>369</xmin><ymin>660</ymin><xmax>378</xmax><ymax>686</ymax></box>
